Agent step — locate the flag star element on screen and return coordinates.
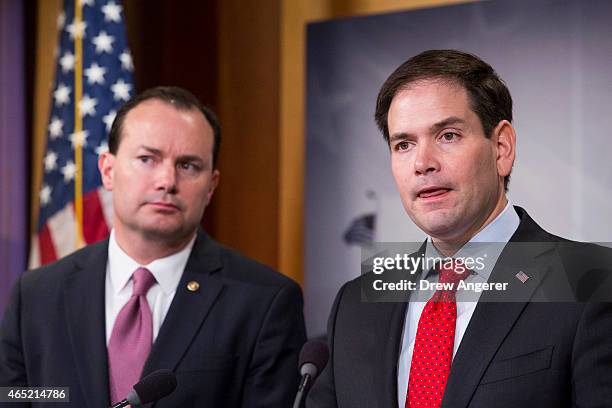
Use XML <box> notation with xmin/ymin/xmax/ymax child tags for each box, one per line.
<box><xmin>59</xmin><ymin>51</ymin><xmax>75</xmax><ymax>73</ymax></box>
<box><xmin>53</xmin><ymin>84</ymin><xmax>71</xmax><ymax>106</ymax></box>
<box><xmin>61</xmin><ymin>161</ymin><xmax>77</xmax><ymax>182</ymax></box>
<box><xmin>44</xmin><ymin>151</ymin><xmax>58</xmax><ymax>172</ymax></box>
<box><xmin>69</xmin><ymin>130</ymin><xmax>89</xmax><ymax>148</ymax></box>
<box><xmin>48</xmin><ymin>117</ymin><xmax>63</xmax><ymax>139</ymax></box>
<box><xmin>102</xmin><ymin>1</ymin><xmax>122</xmax><ymax>22</ymax></box>
<box><xmin>40</xmin><ymin>184</ymin><xmax>52</xmax><ymax>206</ymax></box>
<box><xmin>84</xmin><ymin>62</ymin><xmax>107</xmax><ymax>85</ymax></box>
<box><xmin>119</xmin><ymin>51</ymin><xmax>133</xmax><ymax>71</ymax></box>
<box><xmin>57</xmin><ymin>11</ymin><xmax>66</xmax><ymax>29</ymax></box>
<box><xmin>111</xmin><ymin>79</ymin><xmax>132</xmax><ymax>101</ymax></box>
<box><xmin>66</xmin><ymin>20</ymin><xmax>87</xmax><ymax>39</ymax></box>
<box><xmin>78</xmin><ymin>94</ymin><xmax>97</xmax><ymax>117</ymax></box>
<box><xmin>92</xmin><ymin>31</ymin><xmax>114</xmax><ymax>54</ymax></box>
<box><xmin>95</xmin><ymin>141</ymin><xmax>109</xmax><ymax>156</ymax></box>
<box><xmin>103</xmin><ymin>110</ymin><xmax>117</xmax><ymax>132</ymax></box>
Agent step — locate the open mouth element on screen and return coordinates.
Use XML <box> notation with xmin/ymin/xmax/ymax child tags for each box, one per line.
<box><xmin>417</xmin><ymin>188</ymin><xmax>451</xmax><ymax>199</ymax></box>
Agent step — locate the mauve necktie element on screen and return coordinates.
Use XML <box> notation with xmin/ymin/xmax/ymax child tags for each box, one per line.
<box><xmin>406</xmin><ymin>262</ymin><xmax>470</xmax><ymax>408</ymax></box>
<box><xmin>108</xmin><ymin>267</ymin><xmax>156</xmax><ymax>403</ymax></box>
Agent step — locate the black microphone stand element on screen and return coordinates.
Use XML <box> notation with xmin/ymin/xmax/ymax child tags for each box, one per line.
<box><xmin>109</xmin><ymin>399</ymin><xmax>130</xmax><ymax>408</ymax></box>
<box><xmin>292</xmin><ymin>373</ymin><xmax>313</xmax><ymax>408</ymax></box>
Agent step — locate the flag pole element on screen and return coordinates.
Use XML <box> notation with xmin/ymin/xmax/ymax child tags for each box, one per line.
<box><xmin>73</xmin><ymin>0</ymin><xmax>84</xmax><ymax>247</ymax></box>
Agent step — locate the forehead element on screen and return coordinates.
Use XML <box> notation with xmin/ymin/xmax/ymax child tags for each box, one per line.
<box><xmin>120</xmin><ymin>100</ymin><xmax>213</xmax><ymax>149</ymax></box>
<box><xmin>388</xmin><ymin>80</ymin><xmax>475</xmax><ymax>129</ymax></box>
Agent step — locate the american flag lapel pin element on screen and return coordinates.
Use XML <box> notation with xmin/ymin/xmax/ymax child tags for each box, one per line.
<box><xmin>515</xmin><ymin>271</ymin><xmax>530</xmax><ymax>283</ymax></box>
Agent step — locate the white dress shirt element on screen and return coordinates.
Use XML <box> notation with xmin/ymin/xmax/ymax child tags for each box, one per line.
<box><xmin>105</xmin><ymin>230</ymin><xmax>196</xmax><ymax>344</ymax></box>
<box><xmin>397</xmin><ymin>202</ymin><xmax>520</xmax><ymax>406</ymax></box>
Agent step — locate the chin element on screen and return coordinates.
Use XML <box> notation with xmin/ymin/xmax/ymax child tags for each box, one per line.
<box><xmin>416</xmin><ymin>212</ymin><xmax>462</xmax><ymax>240</ymax></box>
<box><xmin>140</xmin><ymin>224</ymin><xmax>190</xmax><ymax>241</ymax></box>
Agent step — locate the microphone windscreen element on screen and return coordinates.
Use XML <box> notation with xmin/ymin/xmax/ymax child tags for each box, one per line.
<box><xmin>132</xmin><ymin>369</ymin><xmax>177</xmax><ymax>404</ymax></box>
<box><xmin>298</xmin><ymin>340</ymin><xmax>329</xmax><ymax>378</ymax></box>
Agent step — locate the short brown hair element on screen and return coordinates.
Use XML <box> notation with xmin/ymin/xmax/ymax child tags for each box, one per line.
<box><xmin>375</xmin><ymin>49</ymin><xmax>513</xmax><ymax>189</ymax></box>
<box><xmin>108</xmin><ymin>86</ymin><xmax>221</xmax><ymax>168</ymax></box>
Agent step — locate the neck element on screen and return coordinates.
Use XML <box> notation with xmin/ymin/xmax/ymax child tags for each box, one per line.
<box><xmin>432</xmin><ymin>195</ymin><xmax>508</xmax><ymax>257</ymax></box>
<box><xmin>113</xmin><ymin>227</ymin><xmax>196</xmax><ymax>265</ymax></box>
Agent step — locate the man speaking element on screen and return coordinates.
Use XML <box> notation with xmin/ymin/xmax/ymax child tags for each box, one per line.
<box><xmin>307</xmin><ymin>50</ymin><xmax>612</xmax><ymax>407</ymax></box>
<box><xmin>0</xmin><ymin>86</ymin><xmax>306</xmax><ymax>407</ymax></box>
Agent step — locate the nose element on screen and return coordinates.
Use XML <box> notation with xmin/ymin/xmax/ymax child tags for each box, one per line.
<box><xmin>155</xmin><ymin>163</ymin><xmax>178</xmax><ymax>193</ymax></box>
<box><xmin>413</xmin><ymin>141</ymin><xmax>440</xmax><ymax>176</ymax></box>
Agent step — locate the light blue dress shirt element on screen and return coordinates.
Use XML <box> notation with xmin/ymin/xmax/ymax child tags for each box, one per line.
<box><xmin>397</xmin><ymin>202</ymin><xmax>520</xmax><ymax>407</ymax></box>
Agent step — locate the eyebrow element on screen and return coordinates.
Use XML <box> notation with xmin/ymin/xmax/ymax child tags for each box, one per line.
<box><xmin>137</xmin><ymin>145</ymin><xmax>206</xmax><ymax>164</ymax></box>
<box><xmin>389</xmin><ymin>116</ymin><xmax>466</xmax><ymax>143</ymax></box>
<box><xmin>177</xmin><ymin>155</ymin><xmax>205</xmax><ymax>164</ymax></box>
<box><xmin>429</xmin><ymin>116</ymin><xmax>466</xmax><ymax>134</ymax></box>
<box><xmin>138</xmin><ymin>145</ymin><xmax>163</xmax><ymax>155</ymax></box>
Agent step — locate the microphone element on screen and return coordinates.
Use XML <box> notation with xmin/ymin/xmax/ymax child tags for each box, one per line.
<box><xmin>292</xmin><ymin>340</ymin><xmax>330</xmax><ymax>408</ymax></box>
<box><xmin>110</xmin><ymin>369</ymin><xmax>177</xmax><ymax>408</ymax></box>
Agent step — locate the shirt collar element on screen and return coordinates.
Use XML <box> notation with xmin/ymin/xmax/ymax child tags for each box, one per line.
<box><xmin>107</xmin><ymin>229</ymin><xmax>196</xmax><ymax>295</ymax></box>
<box><xmin>423</xmin><ymin>201</ymin><xmax>520</xmax><ymax>280</ymax></box>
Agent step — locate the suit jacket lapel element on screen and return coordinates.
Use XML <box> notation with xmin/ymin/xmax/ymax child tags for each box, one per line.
<box><xmin>374</xmin><ymin>243</ymin><xmax>425</xmax><ymax>408</ymax></box>
<box><xmin>373</xmin><ymin>301</ymin><xmax>408</xmax><ymax>408</ymax></box>
<box><xmin>142</xmin><ymin>231</ymin><xmax>224</xmax><ymax>378</ymax></box>
<box><xmin>63</xmin><ymin>241</ymin><xmax>110</xmax><ymax>408</ymax></box>
<box><xmin>441</xmin><ymin>207</ymin><xmax>557</xmax><ymax>408</ymax></box>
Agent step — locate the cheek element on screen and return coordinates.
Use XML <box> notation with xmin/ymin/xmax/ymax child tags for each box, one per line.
<box><xmin>114</xmin><ymin>187</ymin><xmax>133</xmax><ymax>211</ymax></box>
<box><xmin>474</xmin><ymin>148</ymin><xmax>497</xmax><ymax>177</ymax></box>
<box><xmin>185</xmin><ymin>182</ymin><xmax>210</xmax><ymax>205</ymax></box>
<box><xmin>391</xmin><ymin>157</ymin><xmax>411</xmax><ymax>191</ymax></box>
<box><xmin>114</xmin><ymin>172</ymin><xmax>144</xmax><ymax>208</ymax></box>
<box><xmin>461</xmin><ymin>149</ymin><xmax>497</xmax><ymax>194</ymax></box>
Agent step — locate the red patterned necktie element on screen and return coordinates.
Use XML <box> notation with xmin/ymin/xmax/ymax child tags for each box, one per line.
<box><xmin>406</xmin><ymin>261</ymin><xmax>470</xmax><ymax>408</ymax></box>
<box><xmin>108</xmin><ymin>267</ymin><xmax>156</xmax><ymax>404</ymax></box>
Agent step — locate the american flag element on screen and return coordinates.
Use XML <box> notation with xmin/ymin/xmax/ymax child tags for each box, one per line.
<box><xmin>29</xmin><ymin>0</ymin><xmax>134</xmax><ymax>267</ymax></box>
<box><xmin>515</xmin><ymin>270</ymin><xmax>530</xmax><ymax>283</ymax></box>
<box><xmin>343</xmin><ymin>213</ymin><xmax>376</xmax><ymax>247</ymax></box>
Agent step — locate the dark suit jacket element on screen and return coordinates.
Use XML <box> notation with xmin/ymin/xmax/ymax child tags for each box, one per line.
<box><xmin>0</xmin><ymin>230</ymin><xmax>307</xmax><ymax>407</ymax></box>
<box><xmin>307</xmin><ymin>207</ymin><xmax>612</xmax><ymax>407</ymax></box>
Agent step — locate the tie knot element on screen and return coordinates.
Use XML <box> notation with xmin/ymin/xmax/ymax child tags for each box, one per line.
<box><xmin>437</xmin><ymin>260</ymin><xmax>471</xmax><ymax>288</ymax></box>
<box><xmin>132</xmin><ymin>267</ymin><xmax>156</xmax><ymax>297</ymax></box>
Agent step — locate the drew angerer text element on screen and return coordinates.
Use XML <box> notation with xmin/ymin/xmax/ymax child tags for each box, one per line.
<box><xmin>372</xmin><ymin>279</ymin><xmax>508</xmax><ymax>293</ymax></box>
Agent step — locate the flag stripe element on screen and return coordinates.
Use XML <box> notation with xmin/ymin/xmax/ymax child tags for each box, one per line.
<box><xmin>38</xmin><ymin>224</ymin><xmax>58</xmax><ymax>265</ymax></box>
<box><xmin>48</xmin><ymin>204</ymin><xmax>78</xmax><ymax>258</ymax></box>
<box><xmin>83</xmin><ymin>189</ymin><xmax>110</xmax><ymax>243</ymax></box>
<box><xmin>99</xmin><ymin>188</ymin><xmax>113</xmax><ymax>229</ymax></box>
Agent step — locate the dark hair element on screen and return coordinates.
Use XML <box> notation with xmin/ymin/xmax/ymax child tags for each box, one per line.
<box><xmin>108</xmin><ymin>86</ymin><xmax>221</xmax><ymax>168</ymax></box>
<box><xmin>375</xmin><ymin>49</ymin><xmax>513</xmax><ymax>189</ymax></box>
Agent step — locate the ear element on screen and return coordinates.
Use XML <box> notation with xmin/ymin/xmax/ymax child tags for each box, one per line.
<box><xmin>491</xmin><ymin>119</ymin><xmax>516</xmax><ymax>179</ymax></box>
<box><xmin>98</xmin><ymin>151</ymin><xmax>116</xmax><ymax>191</ymax></box>
<box><xmin>205</xmin><ymin>169</ymin><xmax>220</xmax><ymax>204</ymax></box>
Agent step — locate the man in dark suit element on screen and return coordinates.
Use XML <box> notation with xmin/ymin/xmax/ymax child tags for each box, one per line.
<box><xmin>307</xmin><ymin>50</ymin><xmax>612</xmax><ymax>407</ymax></box>
<box><xmin>0</xmin><ymin>86</ymin><xmax>307</xmax><ymax>407</ymax></box>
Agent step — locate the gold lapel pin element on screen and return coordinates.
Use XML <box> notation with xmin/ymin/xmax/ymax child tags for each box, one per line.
<box><xmin>187</xmin><ymin>281</ymin><xmax>200</xmax><ymax>292</ymax></box>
